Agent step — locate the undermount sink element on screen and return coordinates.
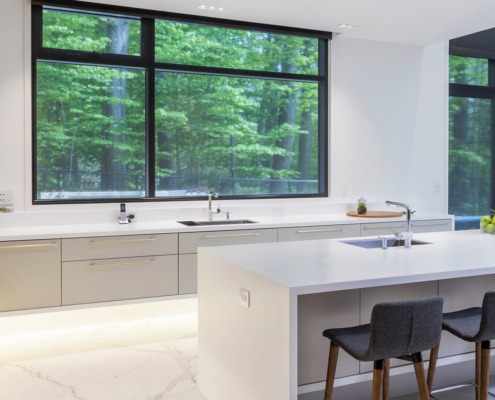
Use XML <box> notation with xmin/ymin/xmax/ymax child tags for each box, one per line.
<box><xmin>178</xmin><ymin>219</ymin><xmax>258</xmax><ymax>226</ymax></box>
<box><xmin>340</xmin><ymin>238</ymin><xmax>431</xmax><ymax>249</ymax></box>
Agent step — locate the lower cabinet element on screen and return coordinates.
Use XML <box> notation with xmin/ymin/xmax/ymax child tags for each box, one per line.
<box><xmin>278</xmin><ymin>224</ymin><xmax>360</xmax><ymax>242</ymax></box>
<box><xmin>178</xmin><ymin>229</ymin><xmax>278</xmax><ymax>295</ymax></box>
<box><xmin>360</xmin><ymin>219</ymin><xmax>452</xmax><ymax>236</ymax></box>
<box><xmin>0</xmin><ymin>239</ymin><xmax>61</xmax><ymax>312</ymax></box>
<box><xmin>360</xmin><ymin>221</ymin><xmax>407</xmax><ymax>236</ymax></box>
<box><xmin>179</xmin><ymin>254</ymin><xmax>197</xmax><ymax>295</ymax></box>
<box><xmin>411</xmin><ymin>219</ymin><xmax>452</xmax><ymax>233</ymax></box>
<box><xmin>61</xmin><ymin>234</ymin><xmax>179</xmax><ymax>305</ymax></box>
<box><xmin>62</xmin><ymin>255</ymin><xmax>178</xmax><ymax>305</ymax></box>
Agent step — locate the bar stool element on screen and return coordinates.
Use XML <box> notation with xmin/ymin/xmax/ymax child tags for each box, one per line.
<box><xmin>427</xmin><ymin>291</ymin><xmax>495</xmax><ymax>400</ymax></box>
<box><xmin>322</xmin><ymin>296</ymin><xmax>443</xmax><ymax>400</ymax></box>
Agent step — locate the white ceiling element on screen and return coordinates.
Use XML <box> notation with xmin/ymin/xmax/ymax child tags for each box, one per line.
<box><xmin>81</xmin><ymin>0</ymin><xmax>495</xmax><ymax>46</ymax></box>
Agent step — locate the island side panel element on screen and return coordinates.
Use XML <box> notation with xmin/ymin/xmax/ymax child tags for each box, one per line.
<box><xmin>198</xmin><ymin>248</ymin><xmax>295</xmax><ymax>400</ymax></box>
<box><xmin>439</xmin><ymin>275</ymin><xmax>495</xmax><ymax>357</ymax></box>
<box><xmin>297</xmin><ymin>290</ymin><xmax>360</xmax><ymax>385</ymax></box>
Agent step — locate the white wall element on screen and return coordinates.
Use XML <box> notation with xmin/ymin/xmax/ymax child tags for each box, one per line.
<box><xmin>0</xmin><ymin>0</ymin><xmax>27</xmax><ymax>211</ymax></box>
<box><xmin>0</xmin><ymin>0</ymin><xmax>449</xmax><ymax>215</ymax></box>
<box><xmin>330</xmin><ymin>36</ymin><xmax>448</xmax><ymax>213</ymax></box>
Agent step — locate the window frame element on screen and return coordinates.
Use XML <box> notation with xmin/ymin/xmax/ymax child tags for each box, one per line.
<box><xmin>32</xmin><ymin>0</ymin><xmax>331</xmax><ymax>204</ymax></box>
<box><xmin>448</xmin><ymin>38</ymin><xmax>495</xmax><ymax>226</ymax></box>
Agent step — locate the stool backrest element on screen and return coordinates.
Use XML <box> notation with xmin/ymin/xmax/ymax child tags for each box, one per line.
<box><xmin>478</xmin><ymin>290</ymin><xmax>495</xmax><ymax>341</ymax></box>
<box><xmin>367</xmin><ymin>296</ymin><xmax>443</xmax><ymax>360</ymax></box>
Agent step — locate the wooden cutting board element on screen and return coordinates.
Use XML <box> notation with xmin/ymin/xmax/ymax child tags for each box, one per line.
<box><xmin>346</xmin><ymin>211</ymin><xmax>405</xmax><ymax>218</ymax></box>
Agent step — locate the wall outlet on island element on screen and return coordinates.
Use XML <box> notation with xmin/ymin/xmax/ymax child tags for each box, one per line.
<box><xmin>239</xmin><ymin>288</ymin><xmax>250</xmax><ymax>308</ymax></box>
<box><xmin>0</xmin><ymin>190</ymin><xmax>13</xmax><ymax>205</ymax></box>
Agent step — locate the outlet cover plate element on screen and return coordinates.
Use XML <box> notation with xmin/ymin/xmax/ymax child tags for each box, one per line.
<box><xmin>239</xmin><ymin>288</ymin><xmax>250</xmax><ymax>308</ymax></box>
<box><xmin>0</xmin><ymin>191</ymin><xmax>13</xmax><ymax>205</ymax></box>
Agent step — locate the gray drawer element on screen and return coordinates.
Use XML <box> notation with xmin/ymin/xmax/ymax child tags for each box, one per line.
<box><xmin>179</xmin><ymin>228</ymin><xmax>278</xmax><ymax>254</ymax></box>
<box><xmin>62</xmin><ymin>234</ymin><xmax>178</xmax><ymax>261</ymax></box>
<box><xmin>62</xmin><ymin>255</ymin><xmax>178</xmax><ymax>305</ymax></box>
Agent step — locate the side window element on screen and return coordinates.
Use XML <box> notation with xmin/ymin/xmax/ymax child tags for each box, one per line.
<box><xmin>448</xmin><ymin>30</ymin><xmax>495</xmax><ymax>230</ymax></box>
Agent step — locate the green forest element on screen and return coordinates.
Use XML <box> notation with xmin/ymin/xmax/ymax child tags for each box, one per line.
<box><xmin>35</xmin><ymin>8</ymin><xmax>323</xmax><ymax>200</ymax></box>
<box><xmin>449</xmin><ymin>55</ymin><xmax>491</xmax><ymax>218</ymax></box>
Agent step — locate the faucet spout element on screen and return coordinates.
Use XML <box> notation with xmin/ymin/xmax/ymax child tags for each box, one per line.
<box><xmin>208</xmin><ymin>193</ymin><xmax>219</xmax><ymax>220</ymax></box>
<box><xmin>386</xmin><ymin>200</ymin><xmax>412</xmax><ymax>233</ymax></box>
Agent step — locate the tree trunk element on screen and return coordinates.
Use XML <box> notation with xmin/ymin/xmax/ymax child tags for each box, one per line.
<box><xmin>270</xmin><ymin>42</ymin><xmax>298</xmax><ymax>194</ymax></box>
<box><xmin>297</xmin><ymin>107</ymin><xmax>312</xmax><ymax>193</ymax></box>
<box><xmin>101</xmin><ymin>19</ymin><xmax>129</xmax><ymax>191</ymax></box>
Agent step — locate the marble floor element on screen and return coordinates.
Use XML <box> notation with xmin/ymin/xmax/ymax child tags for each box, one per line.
<box><xmin>0</xmin><ymin>297</ymin><xmax>492</xmax><ymax>400</ymax></box>
<box><xmin>0</xmin><ymin>297</ymin><xmax>205</xmax><ymax>400</ymax></box>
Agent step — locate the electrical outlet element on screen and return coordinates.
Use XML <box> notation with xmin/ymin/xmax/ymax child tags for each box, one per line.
<box><xmin>239</xmin><ymin>288</ymin><xmax>250</xmax><ymax>308</ymax></box>
<box><xmin>0</xmin><ymin>191</ymin><xmax>13</xmax><ymax>205</ymax></box>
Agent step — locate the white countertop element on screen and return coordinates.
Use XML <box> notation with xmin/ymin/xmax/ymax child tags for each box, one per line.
<box><xmin>199</xmin><ymin>230</ymin><xmax>495</xmax><ymax>295</ymax></box>
<box><xmin>0</xmin><ymin>211</ymin><xmax>451</xmax><ymax>241</ymax></box>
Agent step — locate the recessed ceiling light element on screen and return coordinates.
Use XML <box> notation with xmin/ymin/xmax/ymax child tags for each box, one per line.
<box><xmin>338</xmin><ymin>24</ymin><xmax>358</xmax><ymax>29</ymax></box>
<box><xmin>197</xmin><ymin>4</ymin><xmax>225</xmax><ymax>12</ymax></box>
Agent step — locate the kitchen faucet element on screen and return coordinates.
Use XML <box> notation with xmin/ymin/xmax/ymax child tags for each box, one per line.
<box><xmin>208</xmin><ymin>193</ymin><xmax>218</xmax><ymax>220</ymax></box>
<box><xmin>386</xmin><ymin>200</ymin><xmax>413</xmax><ymax>247</ymax></box>
<box><xmin>208</xmin><ymin>192</ymin><xmax>230</xmax><ymax>220</ymax></box>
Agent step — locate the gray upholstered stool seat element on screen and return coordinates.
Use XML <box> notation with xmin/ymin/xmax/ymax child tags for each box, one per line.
<box><xmin>427</xmin><ymin>291</ymin><xmax>495</xmax><ymax>400</ymax></box>
<box><xmin>323</xmin><ymin>296</ymin><xmax>443</xmax><ymax>400</ymax></box>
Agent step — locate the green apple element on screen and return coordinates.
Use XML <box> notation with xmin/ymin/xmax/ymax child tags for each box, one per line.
<box><xmin>481</xmin><ymin>215</ymin><xmax>492</xmax><ymax>225</ymax></box>
<box><xmin>485</xmin><ymin>224</ymin><xmax>495</xmax><ymax>234</ymax></box>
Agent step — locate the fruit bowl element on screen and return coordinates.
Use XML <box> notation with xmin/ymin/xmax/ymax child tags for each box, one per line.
<box><xmin>480</xmin><ymin>224</ymin><xmax>495</xmax><ymax>234</ymax></box>
<box><xmin>480</xmin><ymin>215</ymin><xmax>495</xmax><ymax>234</ymax></box>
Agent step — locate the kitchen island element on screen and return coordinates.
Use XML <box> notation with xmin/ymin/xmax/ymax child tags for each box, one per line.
<box><xmin>197</xmin><ymin>230</ymin><xmax>495</xmax><ymax>399</ymax></box>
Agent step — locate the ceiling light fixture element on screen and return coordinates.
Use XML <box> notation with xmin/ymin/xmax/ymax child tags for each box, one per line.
<box><xmin>338</xmin><ymin>24</ymin><xmax>358</xmax><ymax>29</ymax></box>
<box><xmin>197</xmin><ymin>4</ymin><xmax>225</xmax><ymax>12</ymax></box>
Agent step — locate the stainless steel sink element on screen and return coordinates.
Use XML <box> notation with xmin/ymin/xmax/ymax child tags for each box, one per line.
<box><xmin>178</xmin><ymin>219</ymin><xmax>258</xmax><ymax>226</ymax></box>
<box><xmin>340</xmin><ymin>238</ymin><xmax>431</xmax><ymax>249</ymax></box>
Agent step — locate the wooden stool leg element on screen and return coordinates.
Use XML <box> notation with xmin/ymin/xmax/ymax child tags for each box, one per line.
<box><xmin>480</xmin><ymin>340</ymin><xmax>490</xmax><ymax>400</ymax></box>
<box><xmin>372</xmin><ymin>360</ymin><xmax>384</xmax><ymax>400</ymax></box>
<box><xmin>324</xmin><ymin>343</ymin><xmax>340</xmax><ymax>400</ymax></box>
<box><xmin>427</xmin><ymin>343</ymin><xmax>440</xmax><ymax>394</ymax></box>
<box><xmin>476</xmin><ymin>341</ymin><xmax>481</xmax><ymax>400</ymax></box>
<box><xmin>412</xmin><ymin>353</ymin><xmax>430</xmax><ymax>400</ymax></box>
<box><xmin>383</xmin><ymin>359</ymin><xmax>390</xmax><ymax>400</ymax></box>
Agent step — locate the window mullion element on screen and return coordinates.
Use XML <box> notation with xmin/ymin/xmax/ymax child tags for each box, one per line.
<box><xmin>490</xmin><ymin>60</ymin><xmax>495</xmax><ymax>211</ymax></box>
<box><xmin>142</xmin><ymin>17</ymin><xmax>155</xmax><ymax>199</ymax></box>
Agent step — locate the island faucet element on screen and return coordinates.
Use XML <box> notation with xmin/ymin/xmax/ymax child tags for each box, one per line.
<box><xmin>386</xmin><ymin>200</ymin><xmax>413</xmax><ymax>247</ymax></box>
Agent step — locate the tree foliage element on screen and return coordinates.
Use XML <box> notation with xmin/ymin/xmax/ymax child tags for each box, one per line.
<box><xmin>448</xmin><ymin>56</ymin><xmax>491</xmax><ymax>217</ymax></box>
<box><xmin>36</xmin><ymin>8</ymin><xmax>323</xmax><ymax>200</ymax></box>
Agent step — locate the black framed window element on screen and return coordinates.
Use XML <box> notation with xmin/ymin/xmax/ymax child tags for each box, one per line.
<box><xmin>32</xmin><ymin>0</ymin><xmax>330</xmax><ymax>203</ymax></box>
<box><xmin>448</xmin><ymin>28</ymin><xmax>495</xmax><ymax>229</ymax></box>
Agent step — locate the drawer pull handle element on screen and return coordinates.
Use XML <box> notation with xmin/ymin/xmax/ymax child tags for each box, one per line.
<box><xmin>87</xmin><ymin>259</ymin><xmax>154</xmax><ymax>270</ymax></box>
<box><xmin>362</xmin><ymin>225</ymin><xmax>404</xmax><ymax>230</ymax></box>
<box><xmin>0</xmin><ymin>243</ymin><xmax>58</xmax><ymax>251</ymax></box>
<box><xmin>201</xmin><ymin>233</ymin><xmax>260</xmax><ymax>240</ymax></box>
<box><xmin>297</xmin><ymin>228</ymin><xmax>343</xmax><ymax>234</ymax></box>
<box><xmin>411</xmin><ymin>222</ymin><xmax>450</xmax><ymax>227</ymax></box>
<box><xmin>88</xmin><ymin>238</ymin><xmax>155</xmax><ymax>246</ymax></box>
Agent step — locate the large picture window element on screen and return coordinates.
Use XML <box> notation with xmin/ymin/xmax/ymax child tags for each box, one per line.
<box><xmin>448</xmin><ymin>29</ymin><xmax>495</xmax><ymax>229</ymax></box>
<box><xmin>32</xmin><ymin>1</ymin><xmax>330</xmax><ymax>203</ymax></box>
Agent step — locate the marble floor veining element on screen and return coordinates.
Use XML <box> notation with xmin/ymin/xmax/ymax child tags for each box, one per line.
<box><xmin>0</xmin><ymin>298</ymin><xmax>491</xmax><ymax>400</ymax></box>
<box><xmin>0</xmin><ymin>298</ymin><xmax>206</xmax><ymax>400</ymax></box>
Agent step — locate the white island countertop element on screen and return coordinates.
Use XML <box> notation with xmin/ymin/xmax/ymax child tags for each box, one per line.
<box><xmin>197</xmin><ymin>229</ymin><xmax>495</xmax><ymax>400</ymax></box>
<box><xmin>199</xmin><ymin>230</ymin><xmax>495</xmax><ymax>295</ymax></box>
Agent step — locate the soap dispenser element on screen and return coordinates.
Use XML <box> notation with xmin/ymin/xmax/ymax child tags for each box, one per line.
<box><xmin>357</xmin><ymin>196</ymin><xmax>367</xmax><ymax>215</ymax></box>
